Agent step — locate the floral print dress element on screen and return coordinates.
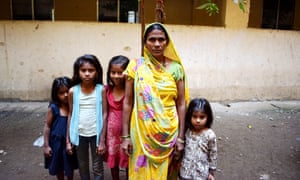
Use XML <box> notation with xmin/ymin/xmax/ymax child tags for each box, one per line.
<box><xmin>180</xmin><ymin>129</ymin><xmax>217</xmax><ymax>180</ymax></box>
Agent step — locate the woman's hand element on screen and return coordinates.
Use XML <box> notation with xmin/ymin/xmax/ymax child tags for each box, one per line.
<box><xmin>176</xmin><ymin>141</ymin><xmax>184</xmax><ymax>152</ymax></box>
<box><xmin>121</xmin><ymin>138</ymin><xmax>133</xmax><ymax>156</ymax></box>
<box><xmin>43</xmin><ymin>146</ymin><xmax>52</xmax><ymax>158</ymax></box>
<box><xmin>174</xmin><ymin>141</ymin><xmax>184</xmax><ymax>159</ymax></box>
<box><xmin>96</xmin><ymin>142</ymin><xmax>106</xmax><ymax>155</ymax></box>
<box><xmin>66</xmin><ymin>143</ymin><xmax>73</xmax><ymax>155</ymax></box>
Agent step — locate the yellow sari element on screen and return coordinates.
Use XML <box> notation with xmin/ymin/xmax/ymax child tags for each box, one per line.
<box><xmin>124</xmin><ymin>23</ymin><xmax>189</xmax><ymax>180</ymax></box>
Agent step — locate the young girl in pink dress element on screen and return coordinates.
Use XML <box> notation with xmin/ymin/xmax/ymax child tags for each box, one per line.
<box><xmin>105</xmin><ymin>55</ymin><xmax>130</xmax><ymax>180</ymax></box>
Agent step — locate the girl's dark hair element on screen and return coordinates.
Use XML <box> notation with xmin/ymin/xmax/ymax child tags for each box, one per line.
<box><xmin>72</xmin><ymin>54</ymin><xmax>103</xmax><ymax>85</ymax></box>
<box><xmin>106</xmin><ymin>55</ymin><xmax>130</xmax><ymax>87</ymax></box>
<box><xmin>143</xmin><ymin>23</ymin><xmax>169</xmax><ymax>44</ymax></box>
<box><xmin>51</xmin><ymin>76</ymin><xmax>72</xmax><ymax>104</ymax></box>
<box><xmin>185</xmin><ymin>98</ymin><xmax>214</xmax><ymax>131</ymax></box>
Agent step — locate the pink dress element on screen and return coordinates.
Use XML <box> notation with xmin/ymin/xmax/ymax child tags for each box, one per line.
<box><xmin>105</xmin><ymin>86</ymin><xmax>128</xmax><ymax>168</ymax></box>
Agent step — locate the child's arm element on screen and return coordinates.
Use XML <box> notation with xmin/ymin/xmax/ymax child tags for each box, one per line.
<box><xmin>66</xmin><ymin>88</ymin><xmax>74</xmax><ymax>155</ymax></box>
<box><xmin>43</xmin><ymin>106</ymin><xmax>54</xmax><ymax>157</ymax></box>
<box><xmin>208</xmin><ymin>173</ymin><xmax>215</xmax><ymax>180</ymax></box>
<box><xmin>208</xmin><ymin>130</ymin><xmax>218</xmax><ymax>179</ymax></box>
<box><xmin>97</xmin><ymin>87</ymin><xmax>107</xmax><ymax>155</ymax></box>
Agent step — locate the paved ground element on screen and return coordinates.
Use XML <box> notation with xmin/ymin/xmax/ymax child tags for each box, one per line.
<box><xmin>0</xmin><ymin>101</ymin><xmax>299</xmax><ymax>180</ymax></box>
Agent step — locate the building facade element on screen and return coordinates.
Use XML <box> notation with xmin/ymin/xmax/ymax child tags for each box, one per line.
<box><xmin>0</xmin><ymin>0</ymin><xmax>299</xmax><ymax>101</ymax></box>
<box><xmin>1</xmin><ymin>0</ymin><xmax>299</xmax><ymax>30</ymax></box>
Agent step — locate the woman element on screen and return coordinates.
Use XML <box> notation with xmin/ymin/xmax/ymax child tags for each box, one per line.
<box><xmin>121</xmin><ymin>22</ymin><xmax>189</xmax><ymax>180</ymax></box>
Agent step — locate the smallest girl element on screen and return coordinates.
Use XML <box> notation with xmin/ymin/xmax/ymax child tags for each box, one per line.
<box><xmin>43</xmin><ymin>77</ymin><xmax>78</xmax><ymax>180</ymax></box>
<box><xmin>180</xmin><ymin>98</ymin><xmax>217</xmax><ymax>180</ymax></box>
<box><xmin>105</xmin><ymin>55</ymin><xmax>129</xmax><ymax>180</ymax></box>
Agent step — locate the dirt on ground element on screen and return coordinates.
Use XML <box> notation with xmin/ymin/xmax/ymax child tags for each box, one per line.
<box><xmin>0</xmin><ymin>101</ymin><xmax>299</xmax><ymax>180</ymax></box>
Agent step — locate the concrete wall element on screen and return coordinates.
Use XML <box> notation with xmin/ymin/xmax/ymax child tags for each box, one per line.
<box><xmin>0</xmin><ymin>21</ymin><xmax>299</xmax><ymax>101</ymax></box>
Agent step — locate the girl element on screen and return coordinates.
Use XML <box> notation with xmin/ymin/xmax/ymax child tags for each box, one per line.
<box><xmin>43</xmin><ymin>76</ymin><xmax>78</xmax><ymax>180</ymax></box>
<box><xmin>180</xmin><ymin>98</ymin><xmax>217</xmax><ymax>180</ymax></box>
<box><xmin>66</xmin><ymin>54</ymin><xmax>107</xmax><ymax>180</ymax></box>
<box><xmin>105</xmin><ymin>55</ymin><xmax>130</xmax><ymax>180</ymax></box>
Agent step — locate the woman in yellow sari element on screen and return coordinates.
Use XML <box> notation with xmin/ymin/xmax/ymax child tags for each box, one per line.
<box><xmin>121</xmin><ymin>22</ymin><xmax>189</xmax><ymax>180</ymax></box>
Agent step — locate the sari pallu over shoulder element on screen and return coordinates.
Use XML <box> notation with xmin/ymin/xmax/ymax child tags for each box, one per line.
<box><xmin>132</xmin><ymin>56</ymin><xmax>178</xmax><ymax>166</ymax></box>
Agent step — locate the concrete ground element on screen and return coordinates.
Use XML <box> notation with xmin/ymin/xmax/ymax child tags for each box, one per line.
<box><xmin>0</xmin><ymin>101</ymin><xmax>299</xmax><ymax>180</ymax></box>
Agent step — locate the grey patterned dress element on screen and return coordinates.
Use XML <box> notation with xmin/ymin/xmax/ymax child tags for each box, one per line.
<box><xmin>180</xmin><ymin>128</ymin><xmax>217</xmax><ymax>180</ymax></box>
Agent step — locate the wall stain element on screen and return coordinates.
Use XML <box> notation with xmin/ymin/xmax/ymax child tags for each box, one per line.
<box><xmin>123</xmin><ymin>46</ymin><xmax>131</xmax><ymax>52</ymax></box>
<box><xmin>3</xmin><ymin>24</ymin><xmax>8</xmax><ymax>72</ymax></box>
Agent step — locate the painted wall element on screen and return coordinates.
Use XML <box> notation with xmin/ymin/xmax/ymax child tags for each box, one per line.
<box><xmin>0</xmin><ymin>21</ymin><xmax>299</xmax><ymax>101</ymax></box>
<box><xmin>225</xmin><ymin>0</ymin><xmax>250</xmax><ymax>28</ymax></box>
<box><xmin>248</xmin><ymin>0</ymin><xmax>263</xmax><ymax>28</ymax></box>
<box><xmin>144</xmin><ymin>0</ymin><xmax>224</xmax><ymax>26</ymax></box>
<box><xmin>294</xmin><ymin>0</ymin><xmax>300</xmax><ymax>29</ymax></box>
<box><xmin>55</xmin><ymin>0</ymin><xmax>97</xmax><ymax>21</ymax></box>
<box><xmin>0</xmin><ymin>0</ymin><xmax>11</xmax><ymax>20</ymax></box>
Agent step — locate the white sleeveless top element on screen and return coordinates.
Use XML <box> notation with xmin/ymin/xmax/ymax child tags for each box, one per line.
<box><xmin>78</xmin><ymin>88</ymin><xmax>97</xmax><ymax>137</ymax></box>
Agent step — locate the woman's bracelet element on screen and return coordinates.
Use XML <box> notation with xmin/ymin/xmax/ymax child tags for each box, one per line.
<box><xmin>120</xmin><ymin>135</ymin><xmax>130</xmax><ymax>139</ymax></box>
<box><xmin>177</xmin><ymin>137</ymin><xmax>185</xmax><ymax>144</ymax></box>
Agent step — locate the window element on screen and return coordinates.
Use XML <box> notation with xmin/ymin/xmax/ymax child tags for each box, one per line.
<box><xmin>34</xmin><ymin>0</ymin><xmax>54</xmax><ymax>20</ymax></box>
<box><xmin>262</xmin><ymin>0</ymin><xmax>295</xmax><ymax>29</ymax></box>
<box><xmin>12</xmin><ymin>0</ymin><xmax>53</xmax><ymax>20</ymax></box>
<box><xmin>98</xmin><ymin>0</ymin><xmax>138</xmax><ymax>22</ymax></box>
<box><xmin>12</xmin><ymin>0</ymin><xmax>32</xmax><ymax>20</ymax></box>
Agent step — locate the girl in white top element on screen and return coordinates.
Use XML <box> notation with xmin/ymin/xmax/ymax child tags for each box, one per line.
<box><xmin>66</xmin><ymin>54</ymin><xmax>107</xmax><ymax>180</ymax></box>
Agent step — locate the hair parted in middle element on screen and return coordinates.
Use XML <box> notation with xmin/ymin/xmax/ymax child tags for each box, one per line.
<box><xmin>72</xmin><ymin>54</ymin><xmax>103</xmax><ymax>85</ymax></box>
<box><xmin>143</xmin><ymin>23</ymin><xmax>169</xmax><ymax>44</ymax></box>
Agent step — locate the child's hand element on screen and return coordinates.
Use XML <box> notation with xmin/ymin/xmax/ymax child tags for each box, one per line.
<box><xmin>208</xmin><ymin>173</ymin><xmax>215</xmax><ymax>180</ymax></box>
<box><xmin>174</xmin><ymin>141</ymin><xmax>184</xmax><ymax>160</ymax></box>
<box><xmin>43</xmin><ymin>146</ymin><xmax>52</xmax><ymax>158</ymax></box>
<box><xmin>175</xmin><ymin>141</ymin><xmax>184</xmax><ymax>152</ymax></box>
<box><xmin>96</xmin><ymin>142</ymin><xmax>106</xmax><ymax>155</ymax></box>
<box><xmin>66</xmin><ymin>143</ymin><xmax>73</xmax><ymax>155</ymax></box>
<box><xmin>121</xmin><ymin>138</ymin><xmax>133</xmax><ymax>156</ymax></box>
